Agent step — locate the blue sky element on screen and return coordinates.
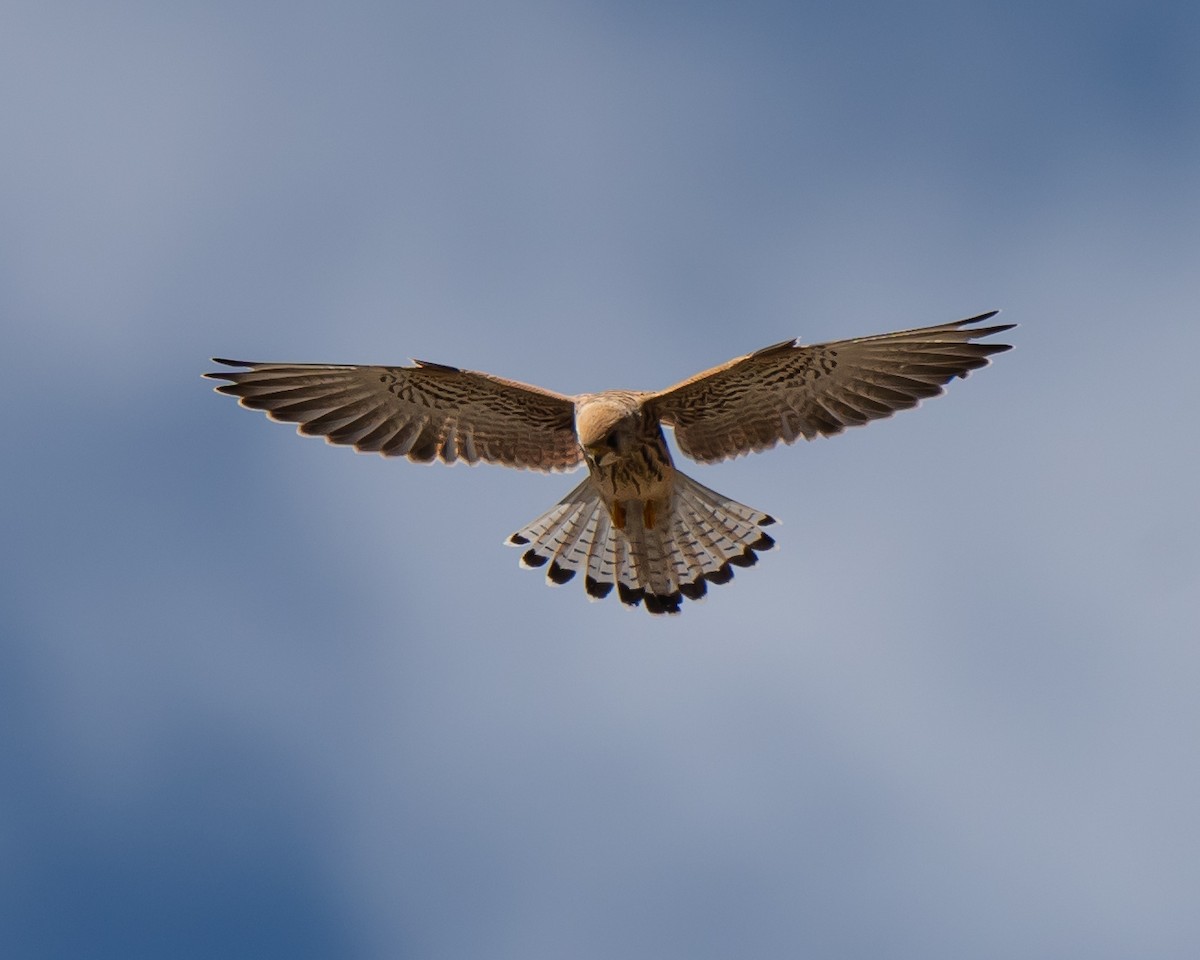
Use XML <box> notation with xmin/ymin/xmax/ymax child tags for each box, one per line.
<box><xmin>3</xmin><ymin>1</ymin><xmax>1199</xmax><ymax>957</ymax></box>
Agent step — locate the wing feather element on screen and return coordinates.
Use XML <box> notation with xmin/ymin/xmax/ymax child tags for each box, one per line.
<box><xmin>204</xmin><ymin>359</ymin><xmax>582</xmax><ymax>471</ymax></box>
<box><xmin>652</xmin><ymin>312</ymin><xmax>1014</xmax><ymax>463</ymax></box>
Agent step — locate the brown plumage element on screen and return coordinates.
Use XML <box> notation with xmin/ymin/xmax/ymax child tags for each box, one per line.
<box><xmin>206</xmin><ymin>311</ymin><xmax>1013</xmax><ymax>614</ymax></box>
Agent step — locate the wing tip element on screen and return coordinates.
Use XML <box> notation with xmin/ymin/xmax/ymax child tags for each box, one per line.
<box><xmin>960</xmin><ymin>310</ymin><xmax>1016</xmax><ymax>336</ymax></box>
<box><xmin>956</xmin><ymin>311</ymin><xmax>1016</xmax><ymax>354</ymax></box>
<box><xmin>204</xmin><ymin>358</ymin><xmax>254</xmax><ymax>381</ymax></box>
<box><xmin>750</xmin><ymin>337</ymin><xmax>799</xmax><ymax>358</ymax></box>
<box><xmin>412</xmin><ymin>358</ymin><xmax>462</xmax><ymax>373</ymax></box>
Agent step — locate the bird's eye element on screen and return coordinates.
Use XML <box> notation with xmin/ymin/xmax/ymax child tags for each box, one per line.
<box><xmin>605</xmin><ymin>432</ymin><xmax>620</xmax><ymax>450</ymax></box>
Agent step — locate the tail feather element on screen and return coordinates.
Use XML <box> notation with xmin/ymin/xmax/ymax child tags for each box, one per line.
<box><xmin>583</xmin><ymin>508</ymin><xmax>617</xmax><ymax>599</ymax></box>
<box><xmin>507</xmin><ymin>472</ymin><xmax>775</xmax><ymax>615</ymax></box>
<box><xmin>510</xmin><ymin>497</ymin><xmax>592</xmax><ymax>585</ymax></box>
<box><xmin>673</xmin><ymin>475</ymin><xmax>776</xmax><ymax>575</ymax></box>
<box><xmin>623</xmin><ymin>519</ymin><xmax>681</xmax><ymax>614</ymax></box>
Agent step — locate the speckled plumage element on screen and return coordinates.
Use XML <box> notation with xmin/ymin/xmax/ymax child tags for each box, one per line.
<box><xmin>206</xmin><ymin>311</ymin><xmax>1013</xmax><ymax>614</ymax></box>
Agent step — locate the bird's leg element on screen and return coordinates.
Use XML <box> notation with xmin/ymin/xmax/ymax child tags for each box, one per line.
<box><xmin>610</xmin><ymin>502</ymin><xmax>626</xmax><ymax>530</ymax></box>
<box><xmin>607</xmin><ymin>500</ymin><xmax>661</xmax><ymax>530</ymax></box>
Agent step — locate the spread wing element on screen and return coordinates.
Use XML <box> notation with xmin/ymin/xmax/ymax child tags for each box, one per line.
<box><xmin>652</xmin><ymin>312</ymin><xmax>1014</xmax><ymax>464</ymax></box>
<box><xmin>204</xmin><ymin>358</ymin><xmax>583</xmax><ymax>471</ymax></box>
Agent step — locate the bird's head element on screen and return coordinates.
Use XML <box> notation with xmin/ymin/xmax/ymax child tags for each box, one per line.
<box><xmin>576</xmin><ymin>395</ymin><xmax>642</xmax><ymax>467</ymax></box>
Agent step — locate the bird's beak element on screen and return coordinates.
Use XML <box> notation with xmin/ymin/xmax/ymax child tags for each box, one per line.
<box><xmin>585</xmin><ymin>444</ymin><xmax>616</xmax><ymax>467</ymax></box>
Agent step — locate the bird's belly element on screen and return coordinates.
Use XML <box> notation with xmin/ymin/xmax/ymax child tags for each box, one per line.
<box><xmin>593</xmin><ymin>447</ymin><xmax>674</xmax><ymax>505</ymax></box>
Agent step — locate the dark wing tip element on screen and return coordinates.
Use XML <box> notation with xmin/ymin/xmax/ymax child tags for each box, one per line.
<box><xmin>750</xmin><ymin>337</ymin><xmax>799</xmax><ymax>358</ymax></box>
<box><xmin>204</xmin><ymin>358</ymin><xmax>253</xmax><ymax>381</ymax></box>
<box><xmin>971</xmin><ymin>326</ymin><xmax>1016</xmax><ymax>342</ymax></box>
<box><xmin>957</xmin><ymin>311</ymin><xmax>1015</xmax><ymax>357</ymax></box>
<box><xmin>412</xmin><ymin>358</ymin><xmax>462</xmax><ymax>373</ymax></box>
<box><xmin>959</xmin><ymin>311</ymin><xmax>1016</xmax><ymax>341</ymax></box>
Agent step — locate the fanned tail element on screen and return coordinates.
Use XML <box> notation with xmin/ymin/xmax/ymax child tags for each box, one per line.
<box><xmin>506</xmin><ymin>472</ymin><xmax>775</xmax><ymax>615</ymax></box>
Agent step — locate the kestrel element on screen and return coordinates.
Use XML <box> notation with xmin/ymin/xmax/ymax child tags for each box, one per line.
<box><xmin>206</xmin><ymin>311</ymin><xmax>1013</xmax><ymax>614</ymax></box>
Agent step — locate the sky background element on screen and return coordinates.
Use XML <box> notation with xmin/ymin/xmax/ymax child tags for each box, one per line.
<box><xmin>3</xmin><ymin>1</ymin><xmax>1199</xmax><ymax>957</ymax></box>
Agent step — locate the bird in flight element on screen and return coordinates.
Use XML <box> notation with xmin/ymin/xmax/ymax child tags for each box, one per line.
<box><xmin>206</xmin><ymin>311</ymin><xmax>1013</xmax><ymax>614</ymax></box>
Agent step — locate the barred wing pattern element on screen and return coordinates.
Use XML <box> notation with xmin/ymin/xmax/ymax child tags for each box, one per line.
<box><xmin>652</xmin><ymin>312</ymin><xmax>1014</xmax><ymax>464</ymax></box>
<box><xmin>204</xmin><ymin>359</ymin><xmax>582</xmax><ymax>471</ymax></box>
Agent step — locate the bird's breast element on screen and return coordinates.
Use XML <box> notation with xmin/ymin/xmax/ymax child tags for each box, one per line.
<box><xmin>590</xmin><ymin>433</ymin><xmax>675</xmax><ymax>502</ymax></box>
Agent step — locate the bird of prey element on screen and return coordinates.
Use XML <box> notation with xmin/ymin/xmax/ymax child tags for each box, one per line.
<box><xmin>206</xmin><ymin>311</ymin><xmax>1013</xmax><ymax>614</ymax></box>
